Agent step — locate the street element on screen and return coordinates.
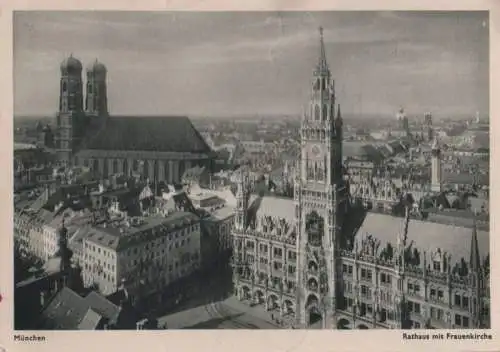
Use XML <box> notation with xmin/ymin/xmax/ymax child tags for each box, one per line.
<box><xmin>156</xmin><ymin>260</ymin><xmax>288</xmax><ymax>329</ymax></box>
<box><xmin>158</xmin><ymin>295</ymin><xmax>282</xmax><ymax>329</ymax></box>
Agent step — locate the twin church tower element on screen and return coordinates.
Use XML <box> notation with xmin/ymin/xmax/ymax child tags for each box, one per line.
<box><xmin>55</xmin><ymin>56</ymin><xmax>108</xmax><ymax>163</ymax></box>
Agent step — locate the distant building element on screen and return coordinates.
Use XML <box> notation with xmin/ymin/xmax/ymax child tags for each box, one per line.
<box><xmin>424</xmin><ymin>112</ymin><xmax>434</xmax><ymax>142</ymax></box>
<box><xmin>46</xmin><ymin>56</ymin><xmax>214</xmax><ymax>184</ymax></box>
<box><xmin>431</xmin><ymin>138</ymin><xmax>442</xmax><ymax>193</ymax></box>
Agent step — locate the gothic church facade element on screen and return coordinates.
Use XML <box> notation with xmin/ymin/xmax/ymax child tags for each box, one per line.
<box><xmin>49</xmin><ymin>56</ymin><xmax>213</xmax><ymax>184</ymax></box>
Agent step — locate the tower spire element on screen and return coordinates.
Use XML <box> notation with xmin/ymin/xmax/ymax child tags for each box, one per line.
<box><xmin>470</xmin><ymin>215</ymin><xmax>481</xmax><ymax>272</ymax></box>
<box><xmin>317</xmin><ymin>26</ymin><xmax>328</xmax><ymax>72</ymax></box>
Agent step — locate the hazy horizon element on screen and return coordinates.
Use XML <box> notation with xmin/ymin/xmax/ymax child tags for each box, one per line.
<box><xmin>14</xmin><ymin>11</ymin><xmax>489</xmax><ymax>118</ymax></box>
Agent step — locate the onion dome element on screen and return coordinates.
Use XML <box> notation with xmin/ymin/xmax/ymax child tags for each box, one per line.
<box><xmin>60</xmin><ymin>54</ymin><xmax>83</xmax><ymax>75</ymax></box>
<box><xmin>87</xmin><ymin>59</ymin><xmax>107</xmax><ymax>75</ymax></box>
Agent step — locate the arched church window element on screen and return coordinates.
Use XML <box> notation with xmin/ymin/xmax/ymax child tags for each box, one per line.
<box><xmin>322</xmin><ymin>78</ymin><xmax>326</xmax><ymax>90</ymax></box>
<box><xmin>322</xmin><ymin>105</ymin><xmax>328</xmax><ymax>121</ymax></box>
<box><xmin>62</xmin><ymin>81</ymin><xmax>67</xmax><ymax>92</ymax></box>
<box><xmin>314</xmin><ymin>105</ymin><xmax>320</xmax><ymax>120</ymax></box>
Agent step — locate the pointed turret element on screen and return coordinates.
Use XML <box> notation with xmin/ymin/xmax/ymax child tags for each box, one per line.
<box><xmin>431</xmin><ymin>136</ymin><xmax>442</xmax><ymax>192</ymax></box>
<box><xmin>469</xmin><ymin>217</ymin><xmax>481</xmax><ymax>273</ymax></box>
<box><xmin>317</xmin><ymin>26</ymin><xmax>329</xmax><ymax>74</ymax></box>
<box><xmin>235</xmin><ymin>166</ymin><xmax>249</xmax><ymax>232</ymax></box>
<box><xmin>335</xmin><ymin>104</ymin><xmax>343</xmax><ymax>128</ymax></box>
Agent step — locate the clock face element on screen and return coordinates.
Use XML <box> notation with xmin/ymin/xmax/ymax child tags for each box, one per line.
<box><xmin>310</xmin><ymin>144</ymin><xmax>323</xmax><ymax>158</ymax></box>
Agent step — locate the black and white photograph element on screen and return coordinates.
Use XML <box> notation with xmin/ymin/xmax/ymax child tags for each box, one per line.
<box><xmin>12</xmin><ymin>10</ymin><xmax>490</xmax><ymax>332</ymax></box>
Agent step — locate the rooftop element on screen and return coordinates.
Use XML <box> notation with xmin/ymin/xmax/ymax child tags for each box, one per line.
<box><xmin>84</xmin><ymin>116</ymin><xmax>212</xmax><ymax>154</ymax></box>
<box><xmin>37</xmin><ymin>287</ymin><xmax>121</xmax><ymax>330</ymax></box>
<box><xmin>85</xmin><ymin>211</ymin><xmax>199</xmax><ymax>251</ymax></box>
<box><xmin>355</xmin><ymin>212</ymin><xmax>489</xmax><ymax>266</ymax></box>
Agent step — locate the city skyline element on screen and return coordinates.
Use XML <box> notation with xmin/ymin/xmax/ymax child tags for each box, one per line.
<box><xmin>14</xmin><ymin>11</ymin><xmax>489</xmax><ymax>118</ymax></box>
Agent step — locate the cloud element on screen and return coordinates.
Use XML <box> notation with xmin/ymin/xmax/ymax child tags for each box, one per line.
<box><xmin>13</xmin><ymin>11</ymin><xmax>489</xmax><ymax>117</ymax></box>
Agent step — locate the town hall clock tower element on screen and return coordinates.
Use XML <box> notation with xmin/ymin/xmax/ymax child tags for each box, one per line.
<box><xmin>294</xmin><ymin>27</ymin><xmax>348</xmax><ymax>329</ymax></box>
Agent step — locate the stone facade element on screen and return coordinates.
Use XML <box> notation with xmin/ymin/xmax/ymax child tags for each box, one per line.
<box><xmin>229</xmin><ymin>28</ymin><xmax>490</xmax><ymax>330</ymax></box>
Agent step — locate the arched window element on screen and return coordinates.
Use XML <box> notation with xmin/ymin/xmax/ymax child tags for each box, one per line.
<box><xmin>322</xmin><ymin>105</ymin><xmax>328</xmax><ymax>120</ymax></box>
<box><xmin>314</xmin><ymin>105</ymin><xmax>320</xmax><ymax>120</ymax></box>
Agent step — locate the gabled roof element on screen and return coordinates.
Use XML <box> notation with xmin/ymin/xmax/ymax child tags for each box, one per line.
<box><xmin>84</xmin><ymin>116</ymin><xmax>212</xmax><ymax>154</ymax></box>
<box><xmin>84</xmin><ymin>291</ymin><xmax>121</xmax><ymax>322</ymax></box>
<box><xmin>248</xmin><ymin>195</ymin><xmax>295</xmax><ymax>225</ymax></box>
<box><xmin>38</xmin><ymin>287</ymin><xmax>91</xmax><ymax>329</ymax></box>
<box><xmin>355</xmin><ymin>212</ymin><xmax>489</xmax><ymax>266</ymax></box>
<box><xmin>38</xmin><ymin>287</ymin><xmax>121</xmax><ymax>330</ymax></box>
<box><xmin>77</xmin><ymin>308</ymin><xmax>103</xmax><ymax>330</ymax></box>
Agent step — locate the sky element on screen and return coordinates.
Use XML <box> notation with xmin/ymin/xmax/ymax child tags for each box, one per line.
<box><xmin>13</xmin><ymin>11</ymin><xmax>489</xmax><ymax>118</ymax></box>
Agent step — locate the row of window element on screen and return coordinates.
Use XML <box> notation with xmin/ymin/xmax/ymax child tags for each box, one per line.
<box><xmin>84</xmin><ymin>263</ymin><xmax>116</xmax><ymax>282</ymax></box>
<box><xmin>253</xmin><ymin>272</ymin><xmax>297</xmax><ymax>291</ymax></box>
<box><xmin>85</xmin><ymin>242</ymin><xmax>116</xmax><ymax>259</ymax></box>
<box><xmin>120</xmin><ymin>228</ymin><xmax>196</xmax><ymax>257</ymax></box>
<box><xmin>254</xmin><ymin>256</ymin><xmax>296</xmax><ymax>274</ymax></box>
<box><xmin>341</xmin><ymin>298</ymin><xmax>396</xmax><ymax>322</ymax></box>
<box><xmin>129</xmin><ymin>251</ymin><xmax>199</xmax><ymax>269</ymax></box>
<box><xmin>455</xmin><ymin>314</ymin><xmax>470</xmax><ymax>327</ymax></box>
<box><xmin>245</xmin><ymin>242</ymin><xmax>297</xmax><ymax>261</ymax></box>
<box><xmin>84</xmin><ymin>258</ymin><xmax>116</xmax><ymax>272</ymax></box>
<box><xmin>342</xmin><ymin>264</ymin><xmax>392</xmax><ymax>285</ymax></box>
<box><xmin>80</xmin><ymin>158</ymin><xmax>186</xmax><ymax>177</ymax></box>
<box><xmin>358</xmin><ymin>187</ymin><xmax>393</xmax><ymax>199</ymax></box>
